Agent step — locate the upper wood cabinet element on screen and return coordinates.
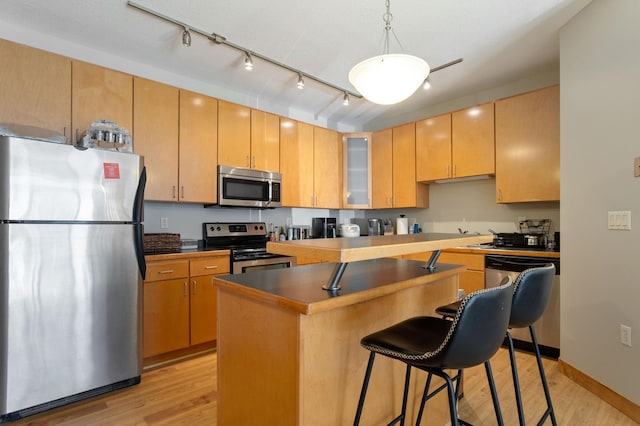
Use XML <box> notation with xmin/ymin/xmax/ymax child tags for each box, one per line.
<box><xmin>342</xmin><ymin>133</ymin><xmax>372</xmax><ymax>209</ymax></box>
<box><xmin>71</xmin><ymin>61</ymin><xmax>132</xmax><ymax>144</ymax></box>
<box><xmin>179</xmin><ymin>90</ymin><xmax>218</xmax><ymax>203</ymax></box>
<box><xmin>0</xmin><ymin>39</ymin><xmax>71</xmax><ymax>136</ymax></box>
<box><xmin>280</xmin><ymin>118</ymin><xmax>314</xmax><ymax>207</ymax></box>
<box><xmin>372</xmin><ymin>125</ymin><xmax>428</xmax><ymax>209</ymax></box>
<box><xmin>133</xmin><ymin>77</ymin><xmax>179</xmax><ymax>201</ymax></box>
<box><xmin>416</xmin><ymin>113</ymin><xmax>452</xmax><ymax>181</ymax></box>
<box><xmin>280</xmin><ymin>119</ymin><xmax>341</xmax><ymax>208</ymax></box>
<box><xmin>313</xmin><ymin>126</ymin><xmax>342</xmax><ymax>209</ymax></box>
<box><xmin>495</xmin><ymin>85</ymin><xmax>560</xmax><ymax>203</ymax></box>
<box><xmin>217</xmin><ymin>100</ymin><xmax>251</xmax><ymax>168</ymax></box>
<box><xmin>250</xmin><ymin>109</ymin><xmax>280</xmax><ymax>172</ymax></box>
<box><xmin>416</xmin><ymin>103</ymin><xmax>495</xmax><ymax>182</ymax></box>
<box><xmin>451</xmin><ymin>102</ymin><xmax>495</xmax><ymax>178</ymax></box>
<box><xmin>392</xmin><ymin>122</ymin><xmax>429</xmax><ymax>208</ymax></box>
<box><xmin>371</xmin><ymin>129</ymin><xmax>394</xmax><ymax>208</ymax></box>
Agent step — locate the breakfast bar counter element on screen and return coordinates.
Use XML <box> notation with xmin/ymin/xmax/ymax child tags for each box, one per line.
<box><xmin>213</xmin><ymin>233</ymin><xmax>492</xmax><ymax>425</ymax></box>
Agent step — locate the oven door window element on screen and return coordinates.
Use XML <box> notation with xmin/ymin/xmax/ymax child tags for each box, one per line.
<box><xmin>223</xmin><ymin>177</ymin><xmax>269</xmax><ymax>202</ymax></box>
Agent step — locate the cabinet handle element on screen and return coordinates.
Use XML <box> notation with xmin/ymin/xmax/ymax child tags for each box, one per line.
<box><xmin>246</xmin><ymin>155</ymin><xmax>250</xmax><ymax>167</ymax></box>
<box><xmin>252</xmin><ymin>156</ymin><xmax>256</xmax><ymax>168</ymax></box>
<box><xmin>63</xmin><ymin>127</ymin><xmax>68</xmax><ymax>138</ymax></box>
<box><xmin>181</xmin><ymin>186</ymin><xmax>185</xmax><ymax>199</ymax></box>
<box><xmin>193</xmin><ymin>280</ymin><xmax>197</xmax><ymax>294</ymax></box>
<box><xmin>184</xmin><ymin>282</ymin><xmax>188</xmax><ymax>297</ymax></box>
<box><xmin>157</xmin><ymin>269</ymin><xmax>174</xmax><ymax>274</ymax></box>
<box><xmin>453</xmin><ymin>164</ymin><xmax>457</xmax><ymax>178</ymax></box>
<box><xmin>497</xmin><ymin>189</ymin><xmax>502</xmax><ymax>202</ymax></box>
<box><xmin>172</xmin><ymin>186</ymin><xmax>177</xmax><ymax>199</ymax></box>
<box><xmin>446</xmin><ymin>165</ymin><xmax>450</xmax><ymax>178</ymax></box>
<box><xmin>204</xmin><ymin>265</ymin><xmax>219</xmax><ymax>269</ymax></box>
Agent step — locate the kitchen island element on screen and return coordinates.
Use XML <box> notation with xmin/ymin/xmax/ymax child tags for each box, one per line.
<box><xmin>213</xmin><ymin>233</ymin><xmax>492</xmax><ymax>425</ymax></box>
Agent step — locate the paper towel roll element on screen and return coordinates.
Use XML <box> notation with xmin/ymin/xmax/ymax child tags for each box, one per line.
<box><xmin>396</xmin><ymin>217</ymin><xmax>409</xmax><ymax>235</ymax></box>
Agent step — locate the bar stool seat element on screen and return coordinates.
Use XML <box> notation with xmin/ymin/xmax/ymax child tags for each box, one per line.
<box><xmin>435</xmin><ymin>264</ymin><xmax>558</xmax><ymax>426</ymax></box>
<box><xmin>353</xmin><ymin>277</ymin><xmax>513</xmax><ymax>426</ymax></box>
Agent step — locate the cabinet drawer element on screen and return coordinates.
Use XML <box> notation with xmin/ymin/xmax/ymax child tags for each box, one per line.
<box><xmin>190</xmin><ymin>256</ymin><xmax>230</xmax><ymax>276</ymax></box>
<box><xmin>146</xmin><ymin>260</ymin><xmax>190</xmax><ymax>281</ymax></box>
<box><xmin>439</xmin><ymin>252</ymin><xmax>484</xmax><ymax>271</ymax></box>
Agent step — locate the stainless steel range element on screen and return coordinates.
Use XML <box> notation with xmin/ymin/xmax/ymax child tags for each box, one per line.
<box><xmin>203</xmin><ymin>222</ymin><xmax>296</xmax><ymax>274</ymax></box>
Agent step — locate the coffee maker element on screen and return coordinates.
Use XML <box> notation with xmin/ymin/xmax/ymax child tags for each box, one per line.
<box><xmin>311</xmin><ymin>217</ymin><xmax>337</xmax><ymax>238</ymax></box>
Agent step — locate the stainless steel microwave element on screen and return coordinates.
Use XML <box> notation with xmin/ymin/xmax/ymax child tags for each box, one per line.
<box><xmin>218</xmin><ymin>165</ymin><xmax>282</xmax><ymax>208</ymax></box>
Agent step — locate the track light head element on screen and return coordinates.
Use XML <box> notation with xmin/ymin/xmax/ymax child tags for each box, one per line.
<box><xmin>423</xmin><ymin>76</ymin><xmax>431</xmax><ymax>90</ymax></box>
<box><xmin>182</xmin><ymin>27</ymin><xmax>191</xmax><ymax>47</ymax></box>
<box><xmin>343</xmin><ymin>92</ymin><xmax>350</xmax><ymax>106</ymax></box>
<box><xmin>296</xmin><ymin>74</ymin><xmax>305</xmax><ymax>90</ymax></box>
<box><xmin>244</xmin><ymin>52</ymin><xmax>254</xmax><ymax>71</ymax></box>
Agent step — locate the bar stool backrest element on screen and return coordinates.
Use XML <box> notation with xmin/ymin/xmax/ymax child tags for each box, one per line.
<box><xmin>510</xmin><ymin>264</ymin><xmax>556</xmax><ymax>328</ymax></box>
<box><xmin>424</xmin><ymin>276</ymin><xmax>513</xmax><ymax>370</ymax></box>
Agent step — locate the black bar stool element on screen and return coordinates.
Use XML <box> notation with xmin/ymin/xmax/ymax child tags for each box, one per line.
<box><xmin>435</xmin><ymin>264</ymin><xmax>557</xmax><ymax>425</ymax></box>
<box><xmin>353</xmin><ymin>277</ymin><xmax>513</xmax><ymax>426</ymax></box>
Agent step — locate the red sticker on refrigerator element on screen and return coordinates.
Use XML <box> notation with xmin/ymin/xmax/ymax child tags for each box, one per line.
<box><xmin>103</xmin><ymin>162</ymin><xmax>120</xmax><ymax>179</ymax></box>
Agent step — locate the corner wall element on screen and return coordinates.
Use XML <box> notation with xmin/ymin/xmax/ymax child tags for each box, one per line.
<box><xmin>560</xmin><ymin>0</ymin><xmax>640</xmax><ymax>404</ymax></box>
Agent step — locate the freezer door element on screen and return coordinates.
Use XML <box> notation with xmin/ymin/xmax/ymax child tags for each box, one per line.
<box><xmin>0</xmin><ymin>223</ymin><xmax>141</xmax><ymax>414</ymax></box>
<box><xmin>0</xmin><ymin>136</ymin><xmax>143</xmax><ymax>222</ymax></box>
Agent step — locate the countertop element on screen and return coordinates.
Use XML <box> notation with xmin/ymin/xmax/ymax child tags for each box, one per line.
<box><xmin>213</xmin><ymin>258</ymin><xmax>464</xmax><ymax>315</ymax></box>
<box><xmin>266</xmin><ymin>232</ymin><xmax>493</xmax><ymax>263</ymax></box>
<box><xmin>446</xmin><ymin>245</ymin><xmax>560</xmax><ymax>258</ymax></box>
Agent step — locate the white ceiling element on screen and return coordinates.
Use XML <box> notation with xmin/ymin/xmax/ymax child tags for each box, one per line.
<box><xmin>0</xmin><ymin>0</ymin><xmax>590</xmax><ymax>131</ymax></box>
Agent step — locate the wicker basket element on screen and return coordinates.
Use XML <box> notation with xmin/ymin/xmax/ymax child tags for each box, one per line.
<box><xmin>143</xmin><ymin>233</ymin><xmax>181</xmax><ymax>254</ymax></box>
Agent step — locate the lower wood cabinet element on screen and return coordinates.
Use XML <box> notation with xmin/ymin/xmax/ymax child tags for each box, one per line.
<box><xmin>143</xmin><ymin>253</ymin><xmax>230</xmax><ymax>366</ymax></box>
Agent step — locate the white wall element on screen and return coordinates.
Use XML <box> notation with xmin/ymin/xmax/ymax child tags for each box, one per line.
<box><xmin>560</xmin><ymin>0</ymin><xmax>640</xmax><ymax>404</ymax></box>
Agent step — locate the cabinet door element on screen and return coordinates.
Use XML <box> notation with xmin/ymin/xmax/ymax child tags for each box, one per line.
<box><xmin>342</xmin><ymin>133</ymin><xmax>372</xmax><ymax>209</ymax></box>
<box><xmin>133</xmin><ymin>77</ymin><xmax>179</xmax><ymax>201</ymax></box>
<box><xmin>190</xmin><ymin>275</ymin><xmax>217</xmax><ymax>345</ymax></box>
<box><xmin>416</xmin><ymin>114</ymin><xmax>452</xmax><ymax>181</ymax></box>
<box><xmin>371</xmin><ymin>129</ymin><xmax>393</xmax><ymax>208</ymax></box>
<box><xmin>452</xmin><ymin>102</ymin><xmax>495</xmax><ymax>178</ymax></box>
<box><xmin>495</xmin><ymin>85</ymin><xmax>560</xmax><ymax>202</ymax></box>
<box><xmin>218</xmin><ymin>100</ymin><xmax>251</xmax><ymax>168</ymax></box>
<box><xmin>392</xmin><ymin>123</ymin><xmax>417</xmax><ymax>208</ymax></box>
<box><xmin>0</xmin><ymin>39</ymin><xmax>71</xmax><ymax>136</ymax></box>
<box><xmin>143</xmin><ymin>278</ymin><xmax>190</xmax><ymax>358</ymax></box>
<box><xmin>179</xmin><ymin>90</ymin><xmax>218</xmax><ymax>203</ymax></box>
<box><xmin>313</xmin><ymin>126</ymin><xmax>342</xmax><ymax>209</ymax></box>
<box><xmin>251</xmin><ymin>109</ymin><xmax>280</xmax><ymax>171</ymax></box>
<box><xmin>72</xmin><ymin>61</ymin><xmax>132</xmax><ymax>144</ymax></box>
<box><xmin>280</xmin><ymin>118</ymin><xmax>314</xmax><ymax>207</ymax></box>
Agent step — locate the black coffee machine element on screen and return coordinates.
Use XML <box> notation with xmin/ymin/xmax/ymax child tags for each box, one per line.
<box><xmin>311</xmin><ymin>217</ymin><xmax>337</xmax><ymax>238</ymax></box>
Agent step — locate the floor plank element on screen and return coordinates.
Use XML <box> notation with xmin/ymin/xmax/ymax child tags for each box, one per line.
<box><xmin>9</xmin><ymin>348</ymin><xmax>638</xmax><ymax>425</ymax></box>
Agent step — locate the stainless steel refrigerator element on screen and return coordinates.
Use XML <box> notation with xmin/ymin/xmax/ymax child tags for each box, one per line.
<box><xmin>0</xmin><ymin>130</ymin><xmax>146</xmax><ymax>421</ymax></box>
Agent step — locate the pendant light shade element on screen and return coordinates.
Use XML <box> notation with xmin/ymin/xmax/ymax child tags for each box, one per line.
<box><xmin>349</xmin><ymin>54</ymin><xmax>429</xmax><ymax>105</ymax></box>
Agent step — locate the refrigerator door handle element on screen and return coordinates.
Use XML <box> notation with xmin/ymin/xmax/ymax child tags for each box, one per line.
<box><xmin>133</xmin><ymin>167</ymin><xmax>147</xmax><ymax>279</ymax></box>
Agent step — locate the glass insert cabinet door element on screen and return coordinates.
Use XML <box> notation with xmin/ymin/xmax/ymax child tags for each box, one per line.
<box><xmin>342</xmin><ymin>133</ymin><xmax>372</xmax><ymax>209</ymax></box>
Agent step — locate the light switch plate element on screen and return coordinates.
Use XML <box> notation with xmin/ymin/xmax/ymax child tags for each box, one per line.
<box><xmin>608</xmin><ymin>211</ymin><xmax>632</xmax><ymax>230</ymax></box>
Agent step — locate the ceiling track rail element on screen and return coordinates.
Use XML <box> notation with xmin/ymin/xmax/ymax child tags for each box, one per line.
<box><xmin>127</xmin><ymin>1</ymin><xmax>363</xmax><ymax>99</ymax></box>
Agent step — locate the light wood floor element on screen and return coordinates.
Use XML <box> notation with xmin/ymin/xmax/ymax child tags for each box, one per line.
<box><xmin>10</xmin><ymin>348</ymin><xmax>638</xmax><ymax>425</ymax></box>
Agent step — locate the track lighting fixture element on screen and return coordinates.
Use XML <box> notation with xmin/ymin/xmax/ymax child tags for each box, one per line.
<box><xmin>127</xmin><ymin>0</ymin><xmax>361</xmax><ymax>104</ymax></box>
<box><xmin>343</xmin><ymin>92</ymin><xmax>350</xmax><ymax>106</ymax></box>
<box><xmin>423</xmin><ymin>76</ymin><xmax>431</xmax><ymax>90</ymax></box>
<box><xmin>244</xmin><ymin>52</ymin><xmax>254</xmax><ymax>71</ymax></box>
<box><xmin>182</xmin><ymin>27</ymin><xmax>191</xmax><ymax>47</ymax></box>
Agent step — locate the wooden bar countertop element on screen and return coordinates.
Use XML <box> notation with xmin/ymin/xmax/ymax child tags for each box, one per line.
<box><xmin>266</xmin><ymin>232</ymin><xmax>493</xmax><ymax>263</ymax></box>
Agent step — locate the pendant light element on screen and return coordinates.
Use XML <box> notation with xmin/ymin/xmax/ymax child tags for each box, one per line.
<box><xmin>348</xmin><ymin>0</ymin><xmax>430</xmax><ymax>105</ymax></box>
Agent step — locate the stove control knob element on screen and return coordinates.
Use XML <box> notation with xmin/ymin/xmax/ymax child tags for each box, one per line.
<box><xmin>216</xmin><ymin>226</ymin><xmax>221</xmax><ymax>231</ymax></box>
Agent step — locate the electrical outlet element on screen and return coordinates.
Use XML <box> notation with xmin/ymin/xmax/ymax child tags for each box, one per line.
<box><xmin>620</xmin><ymin>324</ymin><xmax>632</xmax><ymax>347</ymax></box>
<box><xmin>160</xmin><ymin>217</ymin><xmax>169</xmax><ymax>229</ymax></box>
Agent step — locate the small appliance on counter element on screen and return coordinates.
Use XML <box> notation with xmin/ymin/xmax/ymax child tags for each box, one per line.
<box><xmin>340</xmin><ymin>223</ymin><xmax>360</xmax><ymax>238</ymax></box>
<box><xmin>491</xmin><ymin>219</ymin><xmax>552</xmax><ymax>249</ymax></box>
<box><xmin>311</xmin><ymin>217</ymin><xmax>337</xmax><ymax>238</ymax></box>
<box><xmin>350</xmin><ymin>218</ymin><xmax>370</xmax><ymax>236</ymax></box>
<box><xmin>367</xmin><ymin>218</ymin><xmax>384</xmax><ymax>236</ymax></box>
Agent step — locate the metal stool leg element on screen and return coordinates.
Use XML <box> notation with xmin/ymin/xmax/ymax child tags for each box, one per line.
<box><xmin>485</xmin><ymin>360</ymin><xmax>505</xmax><ymax>426</ymax></box>
<box><xmin>530</xmin><ymin>326</ymin><xmax>557</xmax><ymax>426</ymax></box>
<box><xmin>507</xmin><ymin>332</ymin><xmax>526</xmax><ymax>425</ymax></box>
<box><xmin>354</xmin><ymin>352</ymin><xmax>375</xmax><ymax>425</ymax></box>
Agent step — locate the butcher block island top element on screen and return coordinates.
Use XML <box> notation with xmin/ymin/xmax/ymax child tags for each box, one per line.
<box><xmin>267</xmin><ymin>232</ymin><xmax>493</xmax><ymax>263</ymax></box>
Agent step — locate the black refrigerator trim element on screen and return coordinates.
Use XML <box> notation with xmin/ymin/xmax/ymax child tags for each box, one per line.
<box><xmin>133</xmin><ymin>167</ymin><xmax>147</xmax><ymax>279</ymax></box>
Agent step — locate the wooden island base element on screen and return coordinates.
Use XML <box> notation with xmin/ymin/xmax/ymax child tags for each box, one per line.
<box><xmin>215</xmin><ymin>259</ymin><xmax>465</xmax><ymax>425</ymax></box>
